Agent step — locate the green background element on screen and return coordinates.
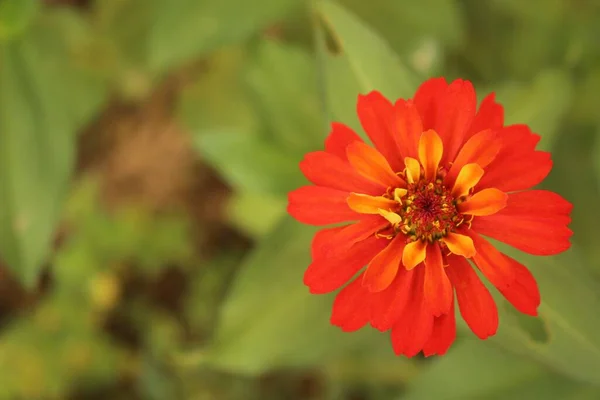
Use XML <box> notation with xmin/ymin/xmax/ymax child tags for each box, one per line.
<box><xmin>0</xmin><ymin>0</ymin><xmax>599</xmax><ymax>398</ymax></box>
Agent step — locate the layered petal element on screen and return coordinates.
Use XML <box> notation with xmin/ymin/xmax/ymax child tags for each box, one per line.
<box><xmin>433</xmin><ymin>79</ymin><xmax>477</xmax><ymax>164</ymax></box>
<box><xmin>300</xmin><ymin>151</ymin><xmax>386</xmax><ymax>195</ymax></box>
<box><xmin>422</xmin><ymin>299</ymin><xmax>456</xmax><ymax>357</ymax></box>
<box><xmin>467</xmin><ymin>231</ymin><xmax>515</xmax><ymax>290</ymax></box>
<box><xmin>331</xmin><ymin>273</ymin><xmax>370</xmax><ymax>332</ymax></box>
<box><xmin>394</xmin><ymin>99</ymin><xmax>423</xmax><ymax>159</ymax></box>
<box><xmin>478</xmin><ymin>125</ymin><xmax>552</xmax><ymax>192</ymax></box>
<box><xmin>357</xmin><ymin>91</ymin><xmax>403</xmax><ymax>170</ymax></box>
<box><xmin>391</xmin><ymin>268</ymin><xmax>434</xmax><ymax>357</ymax></box>
<box><xmin>363</xmin><ymin>234</ymin><xmax>406</xmax><ymax>292</ymax></box>
<box><xmin>469</xmin><ymin>232</ymin><xmax>539</xmax><ymax>315</ymax></box>
<box><xmin>304</xmin><ymin>236</ymin><xmax>388</xmax><ymax>294</ymax></box>
<box><xmin>496</xmin><ymin>258</ymin><xmax>540</xmax><ymax>316</ymax></box>
<box><xmin>317</xmin><ymin>216</ymin><xmax>388</xmax><ymax>259</ymax></box>
<box><xmin>445</xmin><ymin>129</ymin><xmax>500</xmax><ymax>187</ymax></box>
<box><xmin>418</xmin><ymin>130</ymin><xmax>443</xmax><ymax>181</ymax></box>
<box><xmin>458</xmin><ymin>188</ymin><xmax>508</xmax><ymax>216</ymax></box>
<box><xmin>404</xmin><ymin>157</ymin><xmax>421</xmax><ymax>184</ymax></box>
<box><xmin>288</xmin><ymin>186</ymin><xmax>358</xmax><ymax>225</ymax></box>
<box><xmin>413</xmin><ymin>77</ymin><xmax>448</xmax><ymax>129</ymax></box>
<box><xmin>451</xmin><ymin>163</ymin><xmax>484</xmax><ymax>198</ymax></box>
<box><xmin>467</xmin><ymin>93</ymin><xmax>504</xmax><ymax>138</ymax></box>
<box><xmin>446</xmin><ymin>255</ymin><xmax>498</xmax><ymax>339</ymax></box>
<box><xmin>324</xmin><ymin>122</ymin><xmax>363</xmax><ymax>160</ymax></box>
<box><xmin>370</xmin><ymin>267</ymin><xmax>415</xmax><ymax>331</ymax></box>
<box><xmin>423</xmin><ymin>244</ymin><xmax>453</xmax><ymax>316</ymax></box>
<box><xmin>347</xmin><ymin>193</ymin><xmax>397</xmax><ymax>214</ymax></box>
<box><xmin>471</xmin><ymin>190</ymin><xmax>572</xmax><ymax>255</ymax></box>
<box><xmin>347</xmin><ymin>141</ymin><xmax>405</xmax><ymax>188</ymax></box>
<box><xmin>402</xmin><ymin>240</ymin><xmax>427</xmax><ymax>270</ymax></box>
<box><xmin>311</xmin><ymin>226</ymin><xmax>347</xmax><ymax>260</ymax></box>
<box><xmin>441</xmin><ymin>231</ymin><xmax>476</xmax><ymax>258</ymax></box>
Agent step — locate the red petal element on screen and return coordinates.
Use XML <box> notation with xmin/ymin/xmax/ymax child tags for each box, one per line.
<box><xmin>423</xmin><ymin>244</ymin><xmax>453</xmax><ymax>316</ymax></box>
<box><xmin>433</xmin><ymin>79</ymin><xmax>477</xmax><ymax>164</ymax></box>
<box><xmin>346</xmin><ymin>141</ymin><xmax>405</xmax><ymax>188</ymax></box>
<box><xmin>357</xmin><ymin>91</ymin><xmax>403</xmax><ymax>171</ymax></box>
<box><xmin>497</xmin><ymin>258</ymin><xmax>540</xmax><ymax>316</ymax></box>
<box><xmin>394</xmin><ymin>99</ymin><xmax>423</xmax><ymax>159</ymax></box>
<box><xmin>444</xmin><ymin>129</ymin><xmax>501</xmax><ymax>186</ymax></box>
<box><xmin>467</xmin><ymin>231</ymin><xmax>515</xmax><ymax>290</ymax></box>
<box><xmin>467</xmin><ymin>93</ymin><xmax>504</xmax><ymax>139</ymax></box>
<box><xmin>311</xmin><ymin>226</ymin><xmax>346</xmax><ymax>260</ymax></box>
<box><xmin>300</xmin><ymin>151</ymin><xmax>385</xmax><ymax>195</ymax></box>
<box><xmin>468</xmin><ymin>232</ymin><xmax>540</xmax><ymax>316</ymax></box>
<box><xmin>370</xmin><ymin>266</ymin><xmax>415</xmax><ymax>331</ymax></box>
<box><xmin>480</xmin><ymin>152</ymin><xmax>552</xmax><ymax>193</ymax></box>
<box><xmin>325</xmin><ymin>122</ymin><xmax>363</xmax><ymax>161</ymax></box>
<box><xmin>390</xmin><ymin>267</ymin><xmax>434</xmax><ymax>357</ymax></box>
<box><xmin>362</xmin><ymin>234</ymin><xmax>406</xmax><ymax>292</ymax></box>
<box><xmin>471</xmin><ymin>190</ymin><xmax>573</xmax><ymax>255</ymax></box>
<box><xmin>422</xmin><ymin>298</ymin><xmax>456</xmax><ymax>356</ymax></box>
<box><xmin>446</xmin><ymin>255</ymin><xmax>498</xmax><ymax>339</ymax></box>
<box><xmin>331</xmin><ymin>273</ymin><xmax>370</xmax><ymax>332</ymax></box>
<box><xmin>304</xmin><ymin>235</ymin><xmax>388</xmax><ymax>294</ymax></box>
<box><xmin>288</xmin><ymin>186</ymin><xmax>358</xmax><ymax>225</ymax></box>
<box><xmin>413</xmin><ymin>77</ymin><xmax>448</xmax><ymax>130</ymax></box>
<box><xmin>478</xmin><ymin>125</ymin><xmax>552</xmax><ymax>192</ymax></box>
<box><xmin>318</xmin><ymin>216</ymin><xmax>388</xmax><ymax>259</ymax></box>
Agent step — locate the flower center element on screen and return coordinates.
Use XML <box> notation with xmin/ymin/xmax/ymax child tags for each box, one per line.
<box><xmin>399</xmin><ymin>179</ymin><xmax>463</xmax><ymax>242</ymax></box>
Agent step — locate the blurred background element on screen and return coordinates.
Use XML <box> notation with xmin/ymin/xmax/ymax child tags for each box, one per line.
<box><xmin>1</xmin><ymin>0</ymin><xmax>600</xmax><ymax>399</ymax></box>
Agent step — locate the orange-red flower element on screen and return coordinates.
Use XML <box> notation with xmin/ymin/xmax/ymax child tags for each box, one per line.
<box><xmin>287</xmin><ymin>78</ymin><xmax>573</xmax><ymax>357</ymax></box>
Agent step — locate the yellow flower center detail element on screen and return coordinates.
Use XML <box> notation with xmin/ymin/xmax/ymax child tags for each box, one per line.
<box><xmin>398</xmin><ymin>179</ymin><xmax>464</xmax><ymax>242</ymax></box>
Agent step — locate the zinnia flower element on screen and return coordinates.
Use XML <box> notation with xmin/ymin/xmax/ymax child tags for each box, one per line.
<box><xmin>287</xmin><ymin>78</ymin><xmax>573</xmax><ymax>357</ymax></box>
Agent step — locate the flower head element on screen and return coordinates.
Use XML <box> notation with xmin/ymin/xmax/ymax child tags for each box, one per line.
<box><xmin>287</xmin><ymin>78</ymin><xmax>573</xmax><ymax>357</ymax></box>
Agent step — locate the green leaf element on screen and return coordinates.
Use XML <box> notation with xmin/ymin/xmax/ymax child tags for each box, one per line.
<box><xmin>318</xmin><ymin>1</ymin><xmax>419</xmax><ymax>119</ymax></box>
<box><xmin>190</xmin><ymin>42</ymin><xmax>323</xmax><ymax>197</ymax></box>
<box><xmin>485</xmin><ymin>248</ymin><xmax>600</xmax><ymax>385</ymax></box>
<box><xmin>401</xmin><ymin>340</ymin><xmax>597</xmax><ymax>400</ymax></box>
<box><xmin>0</xmin><ymin>0</ymin><xmax>38</xmax><ymax>41</ymax></box>
<box><xmin>148</xmin><ymin>0</ymin><xmax>301</xmax><ymax>73</ymax></box>
<box><xmin>227</xmin><ymin>192</ymin><xmax>286</xmax><ymax>239</ymax></box>
<box><xmin>195</xmin><ymin>131</ymin><xmax>306</xmax><ymax>197</ymax></box>
<box><xmin>184</xmin><ymin>216</ymin><xmax>415</xmax><ymax>376</ymax></box>
<box><xmin>177</xmin><ymin>48</ymin><xmax>257</xmax><ymax>134</ymax></box>
<box><xmin>245</xmin><ymin>40</ymin><xmax>324</xmax><ymax>153</ymax></box>
<box><xmin>0</xmin><ymin>11</ymin><xmax>106</xmax><ymax>286</ymax></box>
<box><xmin>93</xmin><ymin>0</ymin><xmax>301</xmax><ymax>97</ymax></box>
<box><xmin>550</xmin><ymin>126</ymin><xmax>600</xmax><ymax>266</ymax></box>
<box><xmin>340</xmin><ymin>0</ymin><xmax>464</xmax><ymax>66</ymax></box>
<box><xmin>492</xmin><ymin>69</ymin><xmax>573</xmax><ymax>151</ymax></box>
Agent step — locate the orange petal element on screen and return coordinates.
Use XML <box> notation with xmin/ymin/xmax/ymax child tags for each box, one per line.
<box><xmin>458</xmin><ymin>188</ymin><xmax>508</xmax><ymax>216</ymax></box>
<box><xmin>423</xmin><ymin>244</ymin><xmax>453</xmax><ymax>316</ymax></box>
<box><xmin>442</xmin><ymin>232</ymin><xmax>475</xmax><ymax>258</ymax></box>
<box><xmin>362</xmin><ymin>235</ymin><xmax>406</xmax><ymax>292</ymax></box>
<box><xmin>393</xmin><ymin>188</ymin><xmax>408</xmax><ymax>202</ymax></box>
<box><xmin>451</xmin><ymin>163</ymin><xmax>484</xmax><ymax>198</ymax></box>
<box><xmin>418</xmin><ymin>130</ymin><xmax>443</xmax><ymax>181</ymax></box>
<box><xmin>402</xmin><ymin>240</ymin><xmax>427</xmax><ymax>270</ymax></box>
<box><xmin>404</xmin><ymin>157</ymin><xmax>421</xmax><ymax>184</ymax></box>
<box><xmin>324</xmin><ymin>122</ymin><xmax>364</xmax><ymax>161</ymax></box>
<box><xmin>347</xmin><ymin>193</ymin><xmax>397</xmax><ymax>214</ymax></box>
<box><xmin>346</xmin><ymin>142</ymin><xmax>405</xmax><ymax>188</ymax></box>
<box><xmin>378</xmin><ymin>209</ymin><xmax>402</xmax><ymax>225</ymax></box>
<box><xmin>445</xmin><ymin>129</ymin><xmax>500</xmax><ymax>187</ymax></box>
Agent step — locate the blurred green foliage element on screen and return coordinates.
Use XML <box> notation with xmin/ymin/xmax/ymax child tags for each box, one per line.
<box><xmin>0</xmin><ymin>0</ymin><xmax>598</xmax><ymax>399</ymax></box>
